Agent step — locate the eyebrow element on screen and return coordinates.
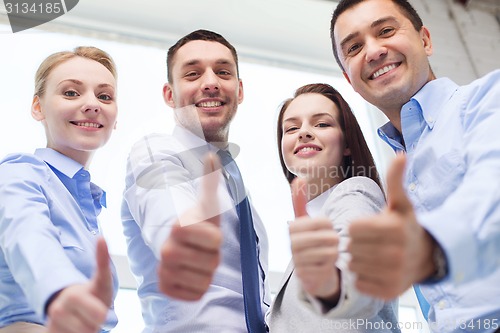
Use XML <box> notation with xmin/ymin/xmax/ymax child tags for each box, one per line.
<box><xmin>57</xmin><ymin>79</ymin><xmax>114</xmax><ymax>89</ymax></box>
<box><xmin>283</xmin><ymin>112</ymin><xmax>335</xmax><ymax>123</ymax></box>
<box><xmin>339</xmin><ymin>16</ymin><xmax>398</xmax><ymax>51</ymax></box>
<box><xmin>181</xmin><ymin>58</ymin><xmax>234</xmax><ymax>68</ymax></box>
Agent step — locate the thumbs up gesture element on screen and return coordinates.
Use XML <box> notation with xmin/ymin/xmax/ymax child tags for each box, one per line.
<box><xmin>289</xmin><ymin>178</ymin><xmax>341</xmax><ymax>303</ymax></box>
<box><xmin>158</xmin><ymin>153</ymin><xmax>223</xmax><ymax>301</ymax></box>
<box><xmin>47</xmin><ymin>237</ymin><xmax>113</xmax><ymax>333</ymax></box>
<box><xmin>348</xmin><ymin>154</ymin><xmax>436</xmax><ymax>300</ymax></box>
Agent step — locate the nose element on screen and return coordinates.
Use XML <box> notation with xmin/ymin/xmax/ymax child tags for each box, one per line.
<box><xmin>82</xmin><ymin>94</ymin><xmax>101</xmax><ymax>113</ymax></box>
<box><xmin>365</xmin><ymin>38</ymin><xmax>387</xmax><ymax>63</ymax></box>
<box><xmin>201</xmin><ymin>70</ymin><xmax>220</xmax><ymax>92</ymax></box>
<box><xmin>298</xmin><ymin>127</ymin><xmax>314</xmax><ymax>141</ymax></box>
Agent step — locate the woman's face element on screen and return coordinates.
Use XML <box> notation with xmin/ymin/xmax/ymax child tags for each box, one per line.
<box><xmin>32</xmin><ymin>56</ymin><xmax>117</xmax><ymax>166</ymax></box>
<box><xmin>281</xmin><ymin>93</ymin><xmax>350</xmax><ymax>192</ymax></box>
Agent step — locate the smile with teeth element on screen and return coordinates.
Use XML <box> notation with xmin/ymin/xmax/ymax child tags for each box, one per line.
<box><xmin>371</xmin><ymin>64</ymin><xmax>398</xmax><ymax>79</ymax></box>
<box><xmin>197</xmin><ymin>101</ymin><xmax>222</xmax><ymax>107</ymax></box>
<box><xmin>295</xmin><ymin>146</ymin><xmax>321</xmax><ymax>154</ymax></box>
<box><xmin>71</xmin><ymin>121</ymin><xmax>103</xmax><ymax>128</ymax></box>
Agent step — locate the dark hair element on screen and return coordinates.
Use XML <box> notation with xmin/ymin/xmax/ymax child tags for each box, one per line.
<box><xmin>166</xmin><ymin>29</ymin><xmax>239</xmax><ymax>83</ymax></box>
<box><xmin>276</xmin><ymin>83</ymin><xmax>383</xmax><ymax>191</ymax></box>
<box><xmin>330</xmin><ymin>0</ymin><xmax>423</xmax><ymax>71</ymax></box>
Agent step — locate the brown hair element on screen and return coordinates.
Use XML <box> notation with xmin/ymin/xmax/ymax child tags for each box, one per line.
<box><xmin>166</xmin><ymin>29</ymin><xmax>239</xmax><ymax>83</ymax></box>
<box><xmin>34</xmin><ymin>46</ymin><xmax>117</xmax><ymax>97</ymax></box>
<box><xmin>276</xmin><ymin>83</ymin><xmax>382</xmax><ymax>190</ymax></box>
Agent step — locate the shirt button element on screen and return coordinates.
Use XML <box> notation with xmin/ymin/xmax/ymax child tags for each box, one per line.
<box><xmin>438</xmin><ymin>300</ymin><xmax>447</xmax><ymax>309</ymax></box>
<box><xmin>408</xmin><ymin>182</ymin><xmax>417</xmax><ymax>191</ymax></box>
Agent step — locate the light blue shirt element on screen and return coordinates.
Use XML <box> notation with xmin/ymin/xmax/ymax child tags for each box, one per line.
<box><xmin>378</xmin><ymin>70</ymin><xmax>500</xmax><ymax>333</ymax></box>
<box><xmin>121</xmin><ymin>126</ymin><xmax>270</xmax><ymax>333</ymax></box>
<box><xmin>0</xmin><ymin>148</ymin><xmax>118</xmax><ymax>331</ymax></box>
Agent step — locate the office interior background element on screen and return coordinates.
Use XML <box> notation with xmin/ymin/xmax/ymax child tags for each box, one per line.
<box><xmin>1</xmin><ymin>0</ymin><xmax>499</xmax><ymax>331</ymax></box>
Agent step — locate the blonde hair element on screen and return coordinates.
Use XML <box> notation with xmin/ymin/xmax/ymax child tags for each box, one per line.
<box><xmin>34</xmin><ymin>46</ymin><xmax>117</xmax><ymax>97</ymax></box>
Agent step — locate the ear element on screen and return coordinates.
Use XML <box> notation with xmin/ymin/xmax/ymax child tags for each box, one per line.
<box><xmin>420</xmin><ymin>26</ymin><xmax>433</xmax><ymax>57</ymax></box>
<box><xmin>237</xmin><ymin>79</ymin><xmax>244</xmax><ymax>105</ymax></box>
<box><xmin>343</xmin><ymin>147</ymin><xmax>351</xmax><ymax>156</ymax></box>
<box><xmin>31</xmin><ymin>95</ymin><xmax>45</xmax><ymax>121</ymax></box>
<box><xmin>163</xmin><ymin>83</ymin><xmax>176</xmax><ymax>108</ymax></box>
<box><xmin>342</xmin><ymin>71</ymin><xmax>352</xmax><ymax>85</ymax></box>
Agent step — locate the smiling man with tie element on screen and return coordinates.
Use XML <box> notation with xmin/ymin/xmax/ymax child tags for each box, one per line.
<box><xmin>121</xmin><ymin>29</ymin><xmax>270</xmax><ymax>333</ymax></box>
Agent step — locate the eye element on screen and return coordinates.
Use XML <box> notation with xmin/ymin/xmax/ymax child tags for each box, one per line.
<box><xmin>217</xmin><ymin>69</ymin><xmax>231</xmax><ymax>76</ymax></box>
<box><xmin>379</xmin><ymin>27</ymin><xmax>395</xmax><ymax>37</ymax></box>
<box><xmin>317</xmin><ymin>122</ymin><xmax>331</xmax><ymax>128</ymax></box>
<box><xmin>346</xmin><ymin>43</ymin><xmax>362</xmax><ymax>56</ymax></box>
<box><xmin>64</xmin><ymin>90</ymin><xmax>79</xmax><ymax>97</ymax></box>
<box><xmin>185</xmin><ymin>71</ymin><xmax>199</xmax><ymax>78</ymax></box>
<box><xmin>98</xmin><ymin>94</ymin><xmax>113</xmax><ymax>101</ymax></box>
<box><xmin>284</xmin><ymin>126</ymin><xmax>299</xmax><ymax>133</ymax></box>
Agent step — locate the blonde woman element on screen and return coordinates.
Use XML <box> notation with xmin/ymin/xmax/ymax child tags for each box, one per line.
<box><xmin>0</xmin><ymin>47</ymin><xmax>119</xmax><ymax>333</ymax></box>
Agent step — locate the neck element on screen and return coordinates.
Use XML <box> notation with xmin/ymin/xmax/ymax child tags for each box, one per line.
<box><xmin>386</xmin><ymin>110</ymin><xmax>403</xmax><ymax>133</ymax></box>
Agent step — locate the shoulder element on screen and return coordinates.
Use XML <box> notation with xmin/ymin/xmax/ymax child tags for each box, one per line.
<box><xmin>455</xmin><ymin>70</ymin><xmax>500</xmax><ymax>122</ymax></box>
<box><xmin>0</xmin><ymin>152</ymin><xmax>49</xmax><ymax>183</ymax></box>
<box><xmin>461</xmin><ymin>69</ymin><xmax>500</xmax><ymax>100</ymax></box>
<box><xmin>129</xmin><ymin>133</ymin><xmax>180</xmax><ymax>155</ymax></box>
<box><xmin>335</xmin><ymin>176</ymin><xmax>384</xmax><ymax>198</ymax></box>
<box><xmin>126</xmin><ymin>133</ymin><xmax>185</xmax><ymax>167</ymax></box>
<box><xmin>325</xmin><ymin>176</ymin><xmax>385</xmax><ymax>212</ymax></box>
<box><xmin>471</xmin><ymin>69</ymin><xmax>500</xmax><ymax>86</ymax></box>
<box><xmin>0</xmin><ymin>152</ymin><xmax>47</xmax><ymax>169</ymax></box>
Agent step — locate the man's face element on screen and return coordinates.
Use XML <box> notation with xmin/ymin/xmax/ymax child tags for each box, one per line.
<box><xmin>333</xmin><ymin>0</ymin><xmax>433</xmax><ymax>115</ymax></box>
<box><xmin>163</xmin><ymin>40</ymin><xmax>243</xmax><ymax>142</ymax></box>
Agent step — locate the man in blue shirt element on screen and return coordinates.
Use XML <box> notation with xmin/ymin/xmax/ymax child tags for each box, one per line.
<box><xmin>330</xmin><ymin>0</ymin><xmax>500</xmax><ymax>332</ymax></box>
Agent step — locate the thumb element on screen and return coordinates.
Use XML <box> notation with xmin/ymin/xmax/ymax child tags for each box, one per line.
<box><xmin>386</xmin><ymin>153</ymin><xmax>413</xmax><ymax>214</ymax></box>
<box><xmin>90</xmin><ymin>237</ymin><xmax>113</xmax><ymax>307</ymax></box>
<box><xmin>291</xmin><ymin>177</ymin><xmax>308</xmax><ymax>218</ymax></box>
<box><xmin>198</xmin><ymin>152</ymin><xmax>222</xmax><ymax>226</ymax></box>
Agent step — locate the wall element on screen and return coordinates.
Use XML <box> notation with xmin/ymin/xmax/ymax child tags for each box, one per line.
<box><xmin>410</xmin><ymin>0</ymin><xmax>500</xmax><ymax>84</ymax></box>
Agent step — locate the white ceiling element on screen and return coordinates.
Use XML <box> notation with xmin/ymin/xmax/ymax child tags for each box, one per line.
<box><xmin>2</xmin><ymin>0</ymin><xmax>497</xmax><ymax>77</ymax></box>
<box><xmin>24</xmin><ymin>0</ymin><xmax>343</xmax><ymax>75</ymax></box>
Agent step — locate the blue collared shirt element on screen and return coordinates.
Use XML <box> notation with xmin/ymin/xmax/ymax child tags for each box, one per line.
<box><xmin>0</xmin><ymin>148</ymin><xmax>118</xmax><ymax>331</ymax></box>
<box><xmin>378</xmin><ymin>70</ymin><xmax>500</xmax><ymax>333</ymax></box>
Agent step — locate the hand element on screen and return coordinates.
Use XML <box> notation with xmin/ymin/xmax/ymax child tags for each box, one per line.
<box><xmin>289</xmin><ymin>177</ymin><xmax>341</xmax><ymax>303</ymax></box>
<box><xmin>348</xmin><ymin>154</ymin><xmax>435</xmax><ymax>300</ymax></box>
<box><xmin>47</xmin><ymin>237</ymin><xmax>113</xmax><ymax>333</ymax></box>
<box><xmin>158</xmin><ymin>153</ymin><xmax>223</xmax><ymax>301</ymax></box>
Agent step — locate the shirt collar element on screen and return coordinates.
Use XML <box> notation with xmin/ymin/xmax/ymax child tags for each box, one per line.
<box><xmin>306</xmin><ymin>185</ymin><xmax>336</xmax><ymax>218</ymax></box>
<box><xmin>173</xmin><ymin>124</ymin><xmax>240</xmax><ymax>161</ymax></box>
<box><xmin>377</xmin><ymin>77</ymin><xmax>458</xmax><ymax>152</ymax></box>
<box><xmin>411</xmin><ymin>77</ymin><xmax>458</xmax><ymax>129</ymax></box>
<box><xmin>173</xmin><ymin>125</ymin><xmax>212</xmax><ymax>151</ymax></box>
<box><xmin>34</xmin><ymin>148</ymin><xmax>84</xmax><ymax>178</ymax></box>
<box><xmin>34</xmin><ymin>148</ymin><xmax>107</xmax><ymax>208</ymax></box>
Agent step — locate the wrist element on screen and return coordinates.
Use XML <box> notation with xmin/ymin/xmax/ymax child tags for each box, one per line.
<box><xmin>316</xmin><ymin>268</ymin><xmax>341</xmax><ymax>310</ymax></box>
<box><xmin>422</xmin><ymin>235</ymin><xmax>449</xmax><ymax>283</ymax></box>
<box><xmin>45</xmin><ymin>289</ymin><xmax>63</xmax><ymax>315</ymax></box>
